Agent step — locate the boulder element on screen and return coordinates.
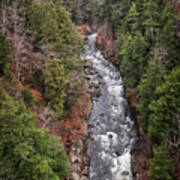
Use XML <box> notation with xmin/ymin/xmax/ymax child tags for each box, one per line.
<box><xmin>71</xmin><ymin>172</ymin><xmax>80</xmax><ymax>180</ymax></box>
<box><xmin>77</xmin><ymin>24</ymin><xmax>92</xmax><ymax>38</ymax></box>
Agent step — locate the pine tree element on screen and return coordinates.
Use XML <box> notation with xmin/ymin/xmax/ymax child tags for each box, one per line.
<box><xmin>158</xmin><ymin>0</ymin><xmax>180</xmax><ymax>69</ymax></box>
<box><xmin>0</xmin><ymin>88</ymin><xmax>69</xmax><ymax>179</ymax></box>
<box><xmin>141</xmin><ymin>0</ymin><xmax>163</xmax><ymax>41</ymax></box>
<box><xmin>118</xmin><ymin>32</ymin><xmax>148</xmax><ymax>86</ymax></box>
<box><xmin>122</xmin><ymin>2</ymin><xmax>140</xmax><ymax>34</ymax></box>
<box><xmin>149</xmin><ymin>145</ymin><xmax>176</xmax><ymax>180</ymax></box>
<box><xmin>0</xmin><ymin>31</ymin><xmax>12</xmax><ymax>79</ymax></box>
<box><xmin>22</xmin><ymin>87</ymin><xmax>35</xmax><ymax>107</ymax></box>
<box><xmin>26</xmin><ymin>0</ymin><xmax>83</xmax><ymax>118</ymax></box>
<box><xmin>44</xmin><ymin>57</ymin><xmax>69</xmax><ymax>118</ymax></box>
<box><xmin>136</xmin><ymin>65</ymin><xmax>165</xmax><ymax>126</ymax></box>
<box><xmin>148</xmin><ymin>67</ymin><xmax>180</xmax><ymax>142</ymax></box>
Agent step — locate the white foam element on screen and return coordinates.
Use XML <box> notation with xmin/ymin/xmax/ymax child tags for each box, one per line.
<box><xmin>84</xmin><ymin>34</ymin><xmax>136</xmax><ymax>180</ymax></box>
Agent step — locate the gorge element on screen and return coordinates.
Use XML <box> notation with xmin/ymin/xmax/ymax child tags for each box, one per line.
<box><xmin>82</xmin><ymin>34</ymin><xmax>137</xmax><ymax>180</ymax></box>
<box><xmin>0</xmin><ymin>1</ymin><xmax>179</xmax><ymax>180</ymax></box>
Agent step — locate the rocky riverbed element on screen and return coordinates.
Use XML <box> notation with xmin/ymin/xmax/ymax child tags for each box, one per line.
<box><xmin>69</xmin><ymin>24</ymin><xmax>153</xmax><ymax>180</ymax></box>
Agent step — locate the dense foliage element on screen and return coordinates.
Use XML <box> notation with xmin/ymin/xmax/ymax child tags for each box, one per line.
<box><xmin>77</xmin><ymin>0</ymin><xmax>179</xmax><ymax>179</ymax></box>
<box><xmin>0</xmin><ymin>31</ymin><xmax>12</xmax><ymax>79</ymax></box>
<box><xmin>112</xmin><ymin>0</ymin><xmax>180</xmax><ymax>141</ymax></box>
<box><xmin>0</xmin><ymin>0</ymin><xmax>179</xmax><ymax>179</ymax></box>
<box><xmin>148</xmin><ymin>67</ymin><xmax>180</xmax><ymax>142</ymax></box>
<box><xmin>22</xmin><ymin>87</ymin><xmax>35</xmax><ymax>107</ymax></box>
<box><xmin>0</xmin><ymin>0</ymin><xmax>84</xmax><ymax>179</ymax></box>
<box><xmin>116</xmin><ymin>1</ymin><xmax>179</xmax><ymax>178</ymax></box>
<box><xmin>1</xmin><ymin>0</ymin><xmax>83</xmax><ymax>119</ymax></box>
<box><xmin>63</xmin><ymin>0</ymin><xmax>99</xmax><ymax>24</ymax></box>
<box><xmin>0</xmin><ymin>89</ymin><xmax>69</xmax><ymax>179</ymax></box>
<box><xmin>26</xmin><ymin>0</ymin><xmax>83</xmax><ymax>118</ymax></box>
<box><xmin>149</xmin><ymin>145</ymin><xmax>175</xmax><ymax>180</ymax></box>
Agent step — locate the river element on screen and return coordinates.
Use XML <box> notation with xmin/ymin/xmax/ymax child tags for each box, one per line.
<box><xmin>82</xmin><ymin>34</ymin><xmax>137</xmax><ymax>180</ymax></box>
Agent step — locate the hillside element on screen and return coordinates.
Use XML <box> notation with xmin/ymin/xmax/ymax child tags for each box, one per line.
<box><xmin>0</xmin><ymin>0</ymin><xmax>180</xmax><ymax>180</ymax></box>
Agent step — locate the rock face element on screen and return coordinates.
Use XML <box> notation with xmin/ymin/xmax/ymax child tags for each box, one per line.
<box><xmin>131</xmin><ymin>125</ymin><xmax>152</xmax><ymax>180</ymax></box>
<box><xmin>58</xmin><ymin>81</ymin><xmax>91</xmax><ymax>180</ymax></box>
<box><xmin>173</xmin><ymin>0</ymin><xmax>180</xmax><ymax>14</ymax></box>
<box><xmin>77</xmin><ymin>24</ymin><xmax>92</xmax><ymax>38</ymax></box>
<box><xmin>35</xmin><ymin>75</ymin><xmax>92</xmax><ymax>180</ymax></box>
<box><xmin>125</xmin><ymin>86</ymin><xmax>152</xmax><ymax>180</ymax></box>
<box><xmin>77</xmin><ymin>24</ymin><xmax>117</xmax><ymax>64</ymax></box>
<box><xmin>96</xmin><ymin>25</ymin><xmax>117</xmax><ymax>64</ymax></box>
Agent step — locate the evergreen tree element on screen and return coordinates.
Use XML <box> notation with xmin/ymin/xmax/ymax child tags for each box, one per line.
<box><xmin>44</xmin><ymin>57</ymin><xmax>69</xmax><ymax>118</ymax></box>
<box><xmin>141</xmin><ymin>0</ymin><xmax>163</xmax><ymax>41</ymax></box>
<box><xmin>26</xmin><ymin>0</ymin><xmax>83</xmax><ymax>118</ymax></box>
<box><xmin>149</xmin><ymin>145</ymin><xmax>176</xmax><ymax>180</ymax></box>
<box><xmin>0</xmin><ymin>89</ymin><xmax>69</xmax><ymax>179</ymax></box>
<box><xmin>158</xmin><ymin>0</ymin><xmax>180</xmax><ymax>69</ymax></box>
<box><xmin>136</xmin><ymin>65</ymin><xmax>165</xmax><ymax>126</ymax></box>
<box><xmin>122</xmin><ymin>2</ymin><xmax>140</xmax><ymax>34</ymax></box>
<box><xmin>148</xmin><ymin>67</ymin><xmax>180</xmax><ymax>142</ymax></box>
<box><xmin>22</xmin><ymin>88</ymin><xmax>35</xmax><ymax>107</ymax></box>
<box><xmin>118</xmin><ymin>32</ymin><xmax>149</xmax><ymax>86</ymax></box>
<box><xmin>0</xmin><ymin>31</ymin><xmax>12</xmax><ymax>79</ymax></box>
<box><xmin>27</xmin><ymin>0</ymin><xmax>82</xmax><ymax>54</ymax></box>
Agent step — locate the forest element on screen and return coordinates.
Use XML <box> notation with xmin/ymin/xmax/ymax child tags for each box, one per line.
<box><xmin>0</xmin><ymin>0</ymin><xmax>83</xmax><ymax>179</ymax></box>
<box><xmin>0</xmin><ymin>0</ymin><xmax>179</xmax><ymax>179</ymax></box>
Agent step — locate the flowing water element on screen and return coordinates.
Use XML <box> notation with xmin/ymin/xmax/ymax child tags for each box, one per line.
<box><xmin>82</xmin><ymin>34</ymin><xmax>137</xmax><ymax>180</ymax></box>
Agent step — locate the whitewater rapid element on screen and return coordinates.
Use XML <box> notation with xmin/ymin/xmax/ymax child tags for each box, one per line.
<box><xmin>82</xmin><ymin>34</ymin><xmax>137</xmax><ymax>180</ymax></box>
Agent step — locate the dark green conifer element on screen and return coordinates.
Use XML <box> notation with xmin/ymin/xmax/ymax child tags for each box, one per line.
<box><xmin>149</xmin><ymin>145</ymin><xmax>176</xmax><ymax>180</ymax></box>
<box><xmin>0</xmin><ymin>89</ymin><xmax>69</xmax><ymax>179</ymax></box>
